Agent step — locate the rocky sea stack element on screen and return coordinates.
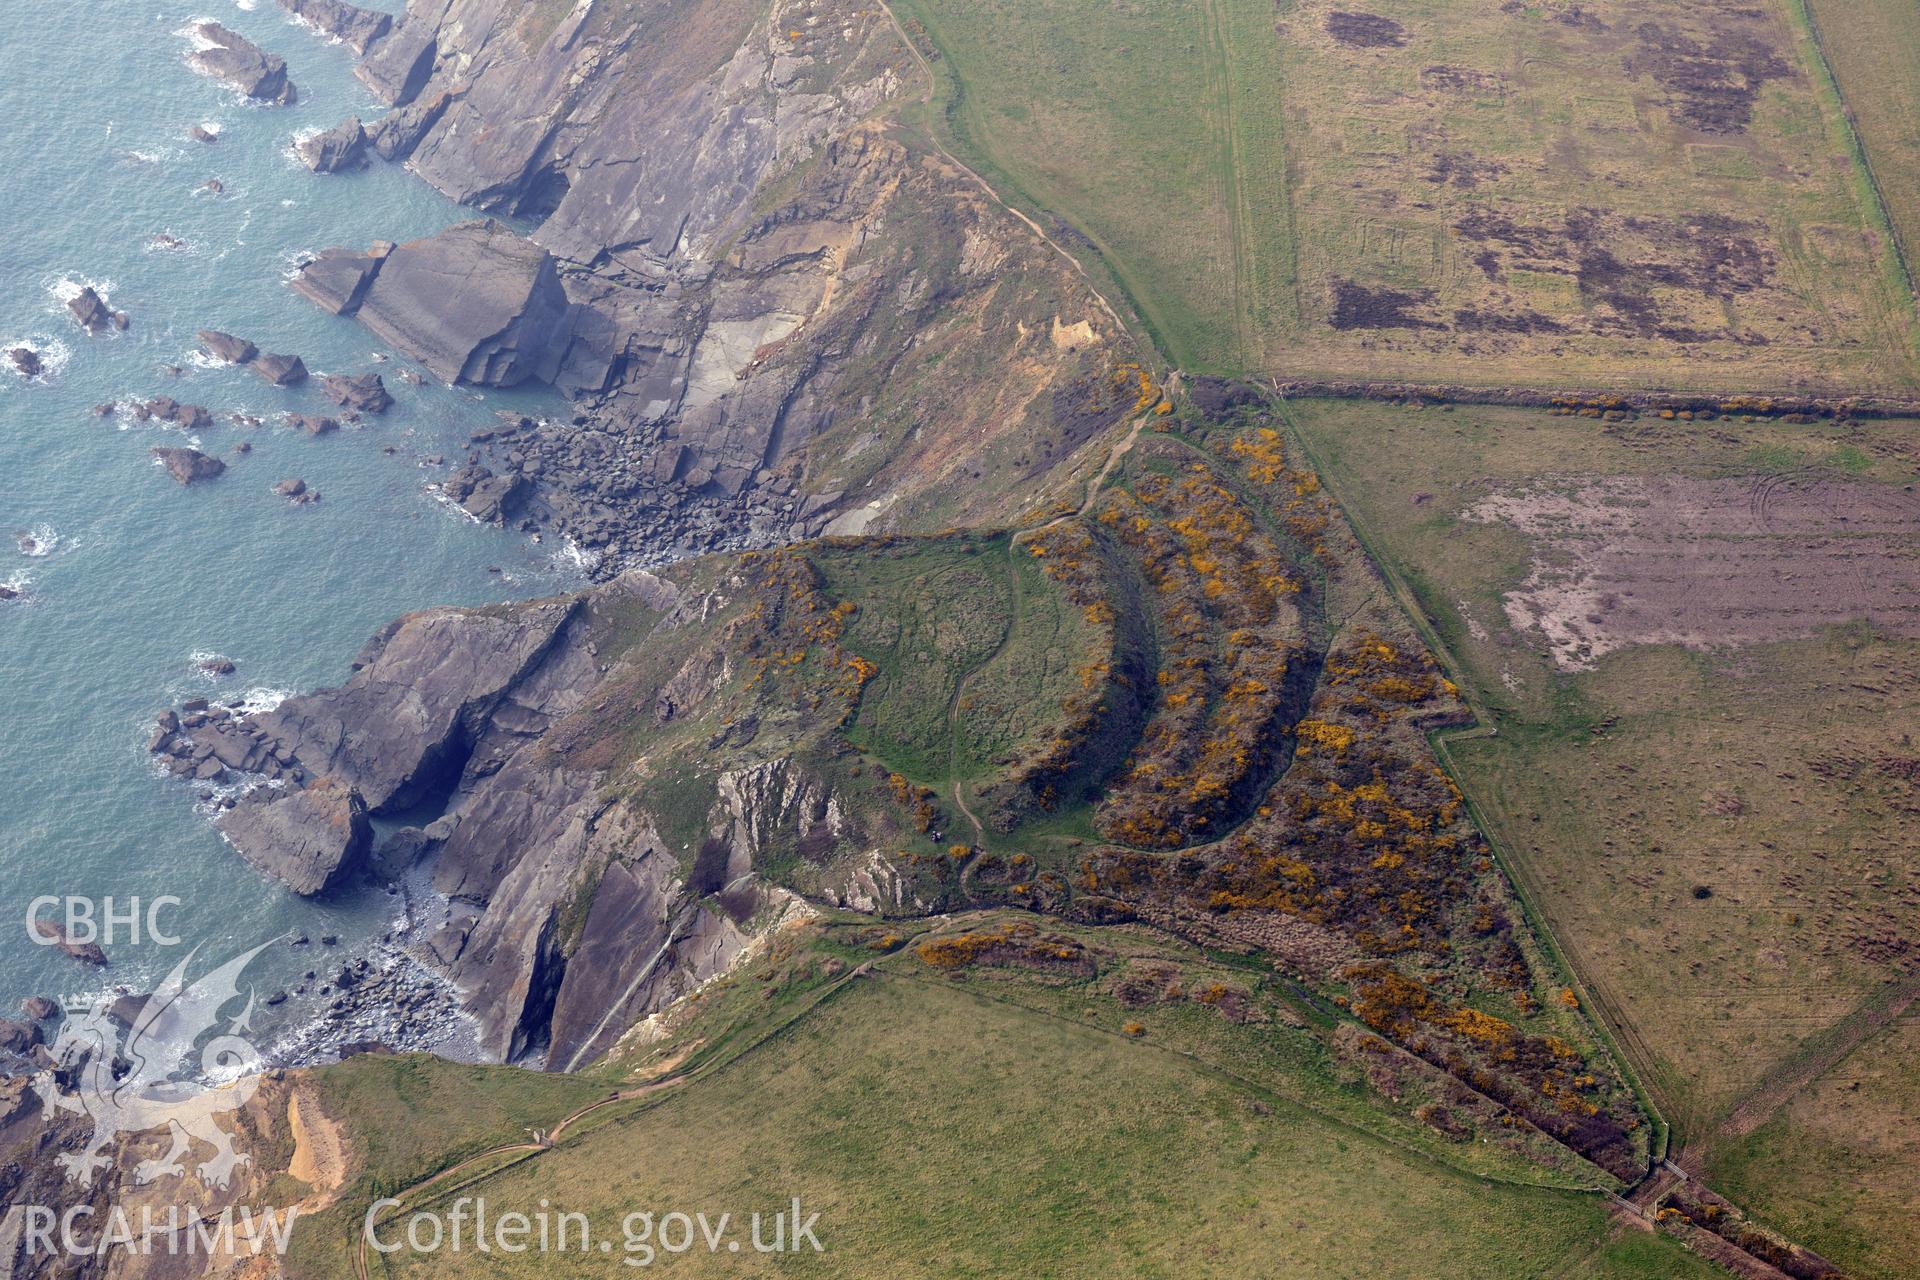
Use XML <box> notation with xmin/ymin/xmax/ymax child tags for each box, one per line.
<box><xmin>188</xmin><ymin>22</ymin><xmax>297</xmax><ymax>105</ymax></box>
<box><xmin>151</xmin><ymin>446</ymin><xmax>226</xmax><ymax>485</ymax></box>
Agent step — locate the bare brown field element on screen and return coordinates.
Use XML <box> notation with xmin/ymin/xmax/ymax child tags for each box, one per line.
<box><xmin>1463</xmin><ymin>472</ymin><xmax>1920</xmax><ymax>669</ymax></box>
<box><xmin>1287</xmin><ymin>398</ymin><xmax>1920</xmax><ymax>1266</ymax></box>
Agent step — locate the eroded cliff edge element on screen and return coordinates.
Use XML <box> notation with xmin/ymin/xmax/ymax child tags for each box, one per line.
<box><xmin>296</xmin><ymin>0</ymin><xmax>1141</xmax><ymax>569</ymax></box>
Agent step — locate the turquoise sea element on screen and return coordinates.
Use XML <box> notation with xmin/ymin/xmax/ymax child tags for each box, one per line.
<box><xmin>0</xmin><ymin>0</ymin><xmax>580</xmax><ymax>1047</ymax></box>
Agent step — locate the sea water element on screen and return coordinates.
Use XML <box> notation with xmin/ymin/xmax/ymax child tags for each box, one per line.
<box><xmin>0</xmin><ymin>0</ymin><xmax>583</xmax><ymax>1051</ymax></box>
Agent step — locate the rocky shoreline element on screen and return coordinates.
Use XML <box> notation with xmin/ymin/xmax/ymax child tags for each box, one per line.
<box><xmin>263</xmin><ymin>0</ymin><xmax>1143</xmax><ymax>581</ymax></box>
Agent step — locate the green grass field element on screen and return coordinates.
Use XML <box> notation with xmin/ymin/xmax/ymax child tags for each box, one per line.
<box><xmin>337</xmin><ymin>938</ymin><xmax>1717</xmax><ymax>1280</ymax></box>
<box><xmin>892</xmin><ymin>0</ymin><xmax>1294</xmax><ymax>373</ymax></box>
<box><xmin>1802</xmin><ymin>0</ymin><xmax>1920</xmax><ymax>313</ymax></box>
<box><xmin>1707</xmin><ymin>1010</ymin><xmax>1920</xmax><ymax>1280</ymax></box>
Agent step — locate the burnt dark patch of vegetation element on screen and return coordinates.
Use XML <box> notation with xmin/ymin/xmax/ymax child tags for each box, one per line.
<box><xmin>1425</xmin><ymin>151</ymin><xmax>1508</xmax><ymax>190</ymax></box>
<box><xmin>1329</xmin><ymin>280</ymin><xmax>1446</xmax><ymax>332</ymax></box>
<box><xmin>1327</xmin><ymin>11</ymin><xmax>1408</xmax><ymax>49</ymax></box>
<box><xmin>1555</xmin><ymin>4</ymin><xmax>1606</xmax><ymax>32</ymax></box>
<box><xmin>1624</xmin><ymin>20</ymin><xmax>1794</xmax><ymax>135</ymax></box>
<box><xmin>1420</xmin><ymin>65</ymin><xmax>1503</xmax><ymax>95</ymax></box>
<box><xmin>1453</xmin><ymin>308</ymin><xmax>1568</xmax><ymax>335</ymax></box>
<box><xmin>1453</xmin><ymin>204</ymin><xmax>1776</xmax><ymax>342</ymax></box>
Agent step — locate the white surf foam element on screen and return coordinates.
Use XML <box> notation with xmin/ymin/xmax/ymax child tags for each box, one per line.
<box><xmin>1</xmin><ymin>336</ymin><xmax>71</xmax><ymax>384</ymax></box>
<box><xmin>226</xmin><ymin>685</ymin><xmax>294</xmax><ymax>716</ymax></box>
<box><xmin>46</xmin><ymin>274</ymin><xmax>115</xmax><ymax>310</ymax></box>
<box><xmin>556</xmin><ymin>538</ymin><xmax>603</xmax><ymax>576</ymax></box>
<box><xmin>17</xmin><ymin>525</ymin><xmax>59</xmax><ymax>558</ymax></box>
<box><xmin>176</xmin><ymin>17</ymin><xmax>222</xmax><ymax>53</ymax></box>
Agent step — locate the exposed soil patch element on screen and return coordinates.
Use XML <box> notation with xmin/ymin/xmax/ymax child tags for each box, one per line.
<box><xmin>1625</xmin><ymin>19</ymin><xmax>1794</xmax><ymax>135</ymax></box>
<box><xmin>1465</xmin><ymin>473</ymin><xmax>1920</xmax><ymax>669</ymax></box>
<box><xmin>1329</xmin><ymin>279</ymin><xmax>1445</xmax><ymax>331</ymax></box>
<box><xmin>1327</xmin><ymin>11</ymin><xmax>1408</xmax><ymax>49</ymax></box>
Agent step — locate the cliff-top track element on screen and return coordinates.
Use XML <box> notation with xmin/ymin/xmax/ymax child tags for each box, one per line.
<box><xmin>873</xmin><ymin>0</ymin><xmax>1134</xmax><ymax>344</ymax></box>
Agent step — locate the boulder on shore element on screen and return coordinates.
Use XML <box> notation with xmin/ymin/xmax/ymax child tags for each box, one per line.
<box><xmin>0</xmin><ymin>1019</ymin><xmax>42</xmax><ymax>1056</ymax></box>
<box><xmin>19</xmin><ymin>996</ymin><xmax>58</xmax><ymax>1021</ymax></box>
<box><xmin>442</xmin><ymin>464</ymin><xmax>528</xmax><ymax>524</ymax></box>
<box><xmin>197</xmin><ymin>329</ymin><xmax>258</xmax><ymax>364</ymax></box>
<box><xmin>188</xmin><ymin>22</ymin><xmax>297</xmax><ymax>105</ymax></box>
<box><xmin>298</xmin><ymin>117</ymin><xmax>368</xmax><ymax>173</ymax></box>
<box><xmin>67</xmin><ymin>286</ymin><xmax>128</xmax><ymax>334</ymax></box>
<box><xmin>152</xmin><ymin>446</ymin><xmax>226</xmax><ymax>485</ymax></box>
<box><xmin>254</xmin><ymin>351</ymin><xmax>308</xmax><ymax>385</ymax></box>
<box><xmin>320</xmin><ymin>371</ymin><xmax>392</xmax><ymax>414</ymax></box>
<box><xmin>279</xmin><ymin>0</ymin><xmax>392</xmax><ymax>55</ymax></box>
<box><xmin>216</xmin><ymin>776</ymin><xmax>373</xmax><ymax>895</ymax></box>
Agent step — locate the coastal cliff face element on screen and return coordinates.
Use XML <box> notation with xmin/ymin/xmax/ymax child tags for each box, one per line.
<box><xmin>108</xmin><ymin>0</ymin><xmax>1152</xmax><ymax>1078</ymax></box>
<box><xmin>182</xmin><ymin>0</ymin><xmax>1150</xmax><ymax>1070</ymax></box>
<box><xmin>302</xmin><ymin>0</ymin><xmax>1137</xmax><ymax>567</ymax></box>
<box><xmin>202</xmin><ymin>559</ymin><xmax>930</xmax><ymax>1070</ymax></box>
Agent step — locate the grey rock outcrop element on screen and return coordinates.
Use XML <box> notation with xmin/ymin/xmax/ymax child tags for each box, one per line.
<box><xmin>298</xmin><ymin>117</ymin><xmax>368</xmax><ymax>173</ymax></box>
<box><xmin>440</xmin><ymin>464</ymin><xmax>526</xmax><ymax>524</ymax></box>
<box><xmin>188</xmin><ymin>22</ymin><xmax>297</xmax><ymax>105</ymax></box>
<box><xmin>294</xmin><ymin>220</ymin><xmax>576</xmax><ymax>387</ymax></box>
<box><xmin>285</xmin><ymin>412</ymin><xmax>339</xmax><ymax>435</ymax></box>
<box><xmin>291</xmin><ymin>243</ymin><xmax>391</xmax><ymax>315</ymax></box>
<box><xmin>240</xmin><ymin>598</ymin><xmax>583</xmax><ymax>814</ymax></box>
<box><xmin>8</xmin><ymin>348</ymin><xmax>41</xmax><ymax>377</ymax></box>
<box><xmin>319</xmin><ymin>371</ymin><xmax>391</xmax><ymax>413</ymax></box>
<box><xmin>366</xmin><ymin>89</ymin><xmax>456</xmax><ymax>162</ymax></box>
<box><xmin>135</xmin><ymin>397</ymin><xmax>213</xmax><ymax>429</ymax></box>
<box><xmin>312</xmin><ymin>0</ymin><xmax>1137</xmax><ymax>575</ymax></box>
<box><xmin>254</xmin><ymin>352</ymin><xmax>309</xmax><ymax>385</ymax></box>
<box><xmin>216</xmin><ymin>777</ymin><xmax>373</xmax><ymax>895</ymax></box>
<box><xmin>173</xmin><ymin>571</ymin><xmax>818</xmax><ymax>1067</ymax></box>
<box><xmin>197</xmin><ymin>329</ymin><xmax>258</xmax><ymax>364</ymax></box>
<box><xmin>151</xmin><ymin>447</ymin><xmax>226</xmax><ymax>485</ymax></box>
<box><xmin>67</xmin><ymin>287</ymin><xmax>127</xmax><ymax>334</ymax></box>
<box><xmin>279</xmin><ymin>0</ymin><xmax>392</xmax><ymax>55</ymax></box>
